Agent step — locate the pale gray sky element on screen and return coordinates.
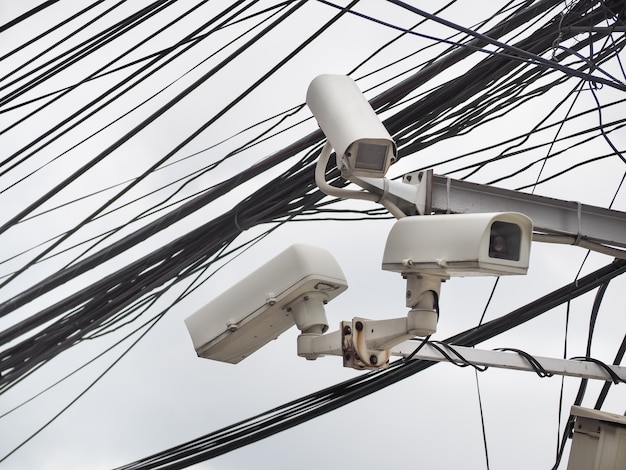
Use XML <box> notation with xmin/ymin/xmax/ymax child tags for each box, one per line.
<box><xmin>0</xmin><ymin>2</ymin><xmax>625</xmax><ymax>469</ymax></box>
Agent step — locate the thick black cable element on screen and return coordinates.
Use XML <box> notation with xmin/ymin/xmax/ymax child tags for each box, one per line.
<box><xmin>0</xmin><ymin>1</ymin><xmax>59</xmax><ymax>34</ymax></box>
<box><xmin>569</xmin><ymin>356</ymin><xmax>623</xmax><ymax>383</ymax></box>
<box><xmin>428</xmin><ymin>341</ymin><xmax>489</xmax><ymax>371</ymax></box>
<box><xmin>594</xmin><ymin>333</ymin><xmax>626</xmax><ymax>409</ymax></box>
<box><xmin>0</xmin><ymin>2</ymin><xmax>106</xmax><ymax>64</ymax></box>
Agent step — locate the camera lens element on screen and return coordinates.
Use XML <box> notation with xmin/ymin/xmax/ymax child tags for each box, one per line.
<box><xmin>489</xmin><ymin>221</ymin><xmax>521</xmax><ymax>261</ymax></box>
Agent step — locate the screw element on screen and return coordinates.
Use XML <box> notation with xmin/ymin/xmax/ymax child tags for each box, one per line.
<box><xmin>355</xmin><ymin>321</ymin><xmax>363</xmax><ymax>331</ymax></box>
<box><xmin>343</xmin><ymin>325</ymin><xmax>352</xmax><ymax>336</ymax></box>
<box><xmin>370</xmin><ymin>355</ymin><xmax>378</xmax><ymax>365</ymax></box>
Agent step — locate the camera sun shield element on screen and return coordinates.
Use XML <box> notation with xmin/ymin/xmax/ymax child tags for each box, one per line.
<box><xmin>306</xmin><ymin>74</ymin><xmax>396</xmax><ymax>178</ymax></box>
<box><xmin>382</xmin><ymin>212</ymin><xmax>533</xmax><ymax>277</ymax></box>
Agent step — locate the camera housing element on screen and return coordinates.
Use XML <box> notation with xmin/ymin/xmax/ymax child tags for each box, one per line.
<box><xmin>382</xmin><ymin>212</ymin><xmax>532</xmax><ymax>277</ymax></box>
<box><xmin>185</xmin><ymin>244</ymin><xmax>348</xmax><ymax>364</ymax></box>
<box><xmin>306</xmin><ymin>74</ymin><xmax>396</xmax><ymax>179</ymax></box>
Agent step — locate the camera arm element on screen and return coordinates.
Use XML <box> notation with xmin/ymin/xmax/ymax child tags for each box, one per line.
<box><xmin>297</xmin><ymin>274</ymin><xmax>442</xmax><ymax>370</ymax></box>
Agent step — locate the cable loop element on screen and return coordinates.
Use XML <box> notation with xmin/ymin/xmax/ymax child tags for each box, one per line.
<box><xmin>574</xmin><ymin>201</ymin><xmax>582</xmax><ymax>246</ymax></box>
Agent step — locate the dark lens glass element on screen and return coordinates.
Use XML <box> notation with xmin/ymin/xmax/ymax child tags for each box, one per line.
<box><xmin>489</xmin><ymin>221</ymin><xmax>521</xmax><ymax>261</ymax></box>
<box><xmin>354</xmin><ymin>143</ymin><xmax>388</xmax><ymax>171</ymax></box>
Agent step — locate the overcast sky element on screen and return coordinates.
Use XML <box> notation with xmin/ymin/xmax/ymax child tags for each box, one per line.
<box><xmin>0</xmin><ymin>1</ymin><xmax>625</xmax><ymax>469</ymax></box>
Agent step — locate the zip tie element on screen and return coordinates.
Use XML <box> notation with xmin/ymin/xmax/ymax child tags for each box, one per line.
<box><xmin>551</xmin><ymin>32</ymin><xmax>563</xmax><ymax>60</ymax></box>
<box><xmin>234</xmin><ymin>213</ymin><xmax>245</xmax><ymax>231</ymax></box>
<box><xmin>573</xmin><ymin>201</ymin><xmax>582</xmax><ymax>245</ymax></box>
<box><xmin>376</xmin><ymin>178</ymin><xmax>390</xmax><ymax>204</ymax></box>
<box><xmin>446</xmin><ymin>177</ymin><xmax>451</xmax><ymax>214</ymax></box>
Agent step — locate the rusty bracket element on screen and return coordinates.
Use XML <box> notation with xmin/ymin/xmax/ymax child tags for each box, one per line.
<box><xmin>341</xmin><ymin>320</ymin><xmax>391</xmax><ymax>370</ymax></box>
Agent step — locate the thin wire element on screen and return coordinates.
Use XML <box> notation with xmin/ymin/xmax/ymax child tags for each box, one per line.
<box><xmin>474</xmin><ymin>370</ymin><xmax>491</xmax><ymax>470</ymax></box>
<box><xmin>474</xmin><ymin>277</ymin><xmax>499</xmax><ymax>470</ymax></box>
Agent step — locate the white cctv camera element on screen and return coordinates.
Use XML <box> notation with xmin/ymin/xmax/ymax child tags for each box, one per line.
<box><xmin>382</xmin><ymin>212</ymin><xmax>533</xmax><ymax>277</ymax></box>
<box><xmin>306</xmin><ymin>74</ymin><xmax>396</xmax><ymax>179</ymax></box>
<box><xmin>185</xmin><ymin>244</ymin><xmax>348</xmax><ymax>364</ymax></box>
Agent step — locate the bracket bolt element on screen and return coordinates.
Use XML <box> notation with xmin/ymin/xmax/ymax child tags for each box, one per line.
<box><xmin>343</xmin><ymin>325</ymin><xmax>352</xmax><ymax>336</ymax></box>
<box><xmin>370</xmin><ymin>355</ymin><xmax>378</xmax><ymax>365</ymax></box>
<box><xmin>355</xmin><ymin>321</ymin><xmax>363</xmax><ymax>331</ymax></box>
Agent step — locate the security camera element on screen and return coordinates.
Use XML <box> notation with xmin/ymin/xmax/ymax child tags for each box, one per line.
<box><xmin>306</xmin><ymin>74</ymin><xmax>396</xmax><ymax>179</ymax></box>
<box><xmin>185</xmin><ymin>244</ymin><xmax>348</xmax><ymax>364</ymax></box>
<box><xmin>382</xmin><ymin>212</ymin><xmax>532</xmax><ymax>277</ymax></box>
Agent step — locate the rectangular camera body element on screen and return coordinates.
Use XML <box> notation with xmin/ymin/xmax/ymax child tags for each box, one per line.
<box><xmin>382</xmin><ymin>212</ymin><xmax>532</xmax><ymax>277</ymax></box>
<box><xmin>185</xmin><ymin>244</ymin><xmax>348</xmax><ymax>364</ymax></box>
<box><xmin>306</xmin><ymin>74</ymin><xmax>396</xmax><ymax>178</ymax></box>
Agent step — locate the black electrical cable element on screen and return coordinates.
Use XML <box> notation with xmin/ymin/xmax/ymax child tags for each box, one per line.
<box><xmin>494</xmin><ymin>348</ymin><xmax>554</xmax><ymax>377</ymax></box>
<box><xmin>428</xmin><ymin>341</ymin><xmax>489</xmax><ymax>371</ymax></box>
<box><xmin>0</xmin><ymin>1</ymin><xmax>60</xmax><ymax>35</ymax></box>
<box><xmin>569</xmin><ymin>356</ymin><xmax>623</xmax><ymax>383</ymax></box>
<box><xmin>0</xmin><ymin>2</ymin><xmax>106</xmax><ymax>64</ymax></box>
<box><xmin>594</xmin><ymin>333</ymin><xmax>626</xmax><ymax>409</ymax></box>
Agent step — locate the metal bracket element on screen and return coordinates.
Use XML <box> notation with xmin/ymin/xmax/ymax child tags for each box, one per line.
<box><xmin>350</xmin><ymin>169</ymin><xmax>433</xmax><ymax>216</ymax></box>
<box><xmin>402</xmin><ymin>171</ymin><xmax>626</xmax><ymax>249</ymax></box>
<box><xmin>341</xmin><ymin>320</ymin><xmax>391</xmax><ymax>370</ymax></box>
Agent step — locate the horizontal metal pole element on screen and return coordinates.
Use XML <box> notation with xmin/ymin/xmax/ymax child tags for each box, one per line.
<box><xmin>392</xmin><ymin>342</ymin><xmax>626</xmax><ymax>382</ymax></box>
<box><xmin>428</xmin><ymin>175</ymin><xmax>626</xmax><ymax>248</ymax></box>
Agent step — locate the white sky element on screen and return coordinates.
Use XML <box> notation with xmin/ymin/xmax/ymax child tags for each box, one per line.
<box><xmin>0</xmin><ymin>1</ymin><xmax>625</xmax><ymax>469</ymax></box>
